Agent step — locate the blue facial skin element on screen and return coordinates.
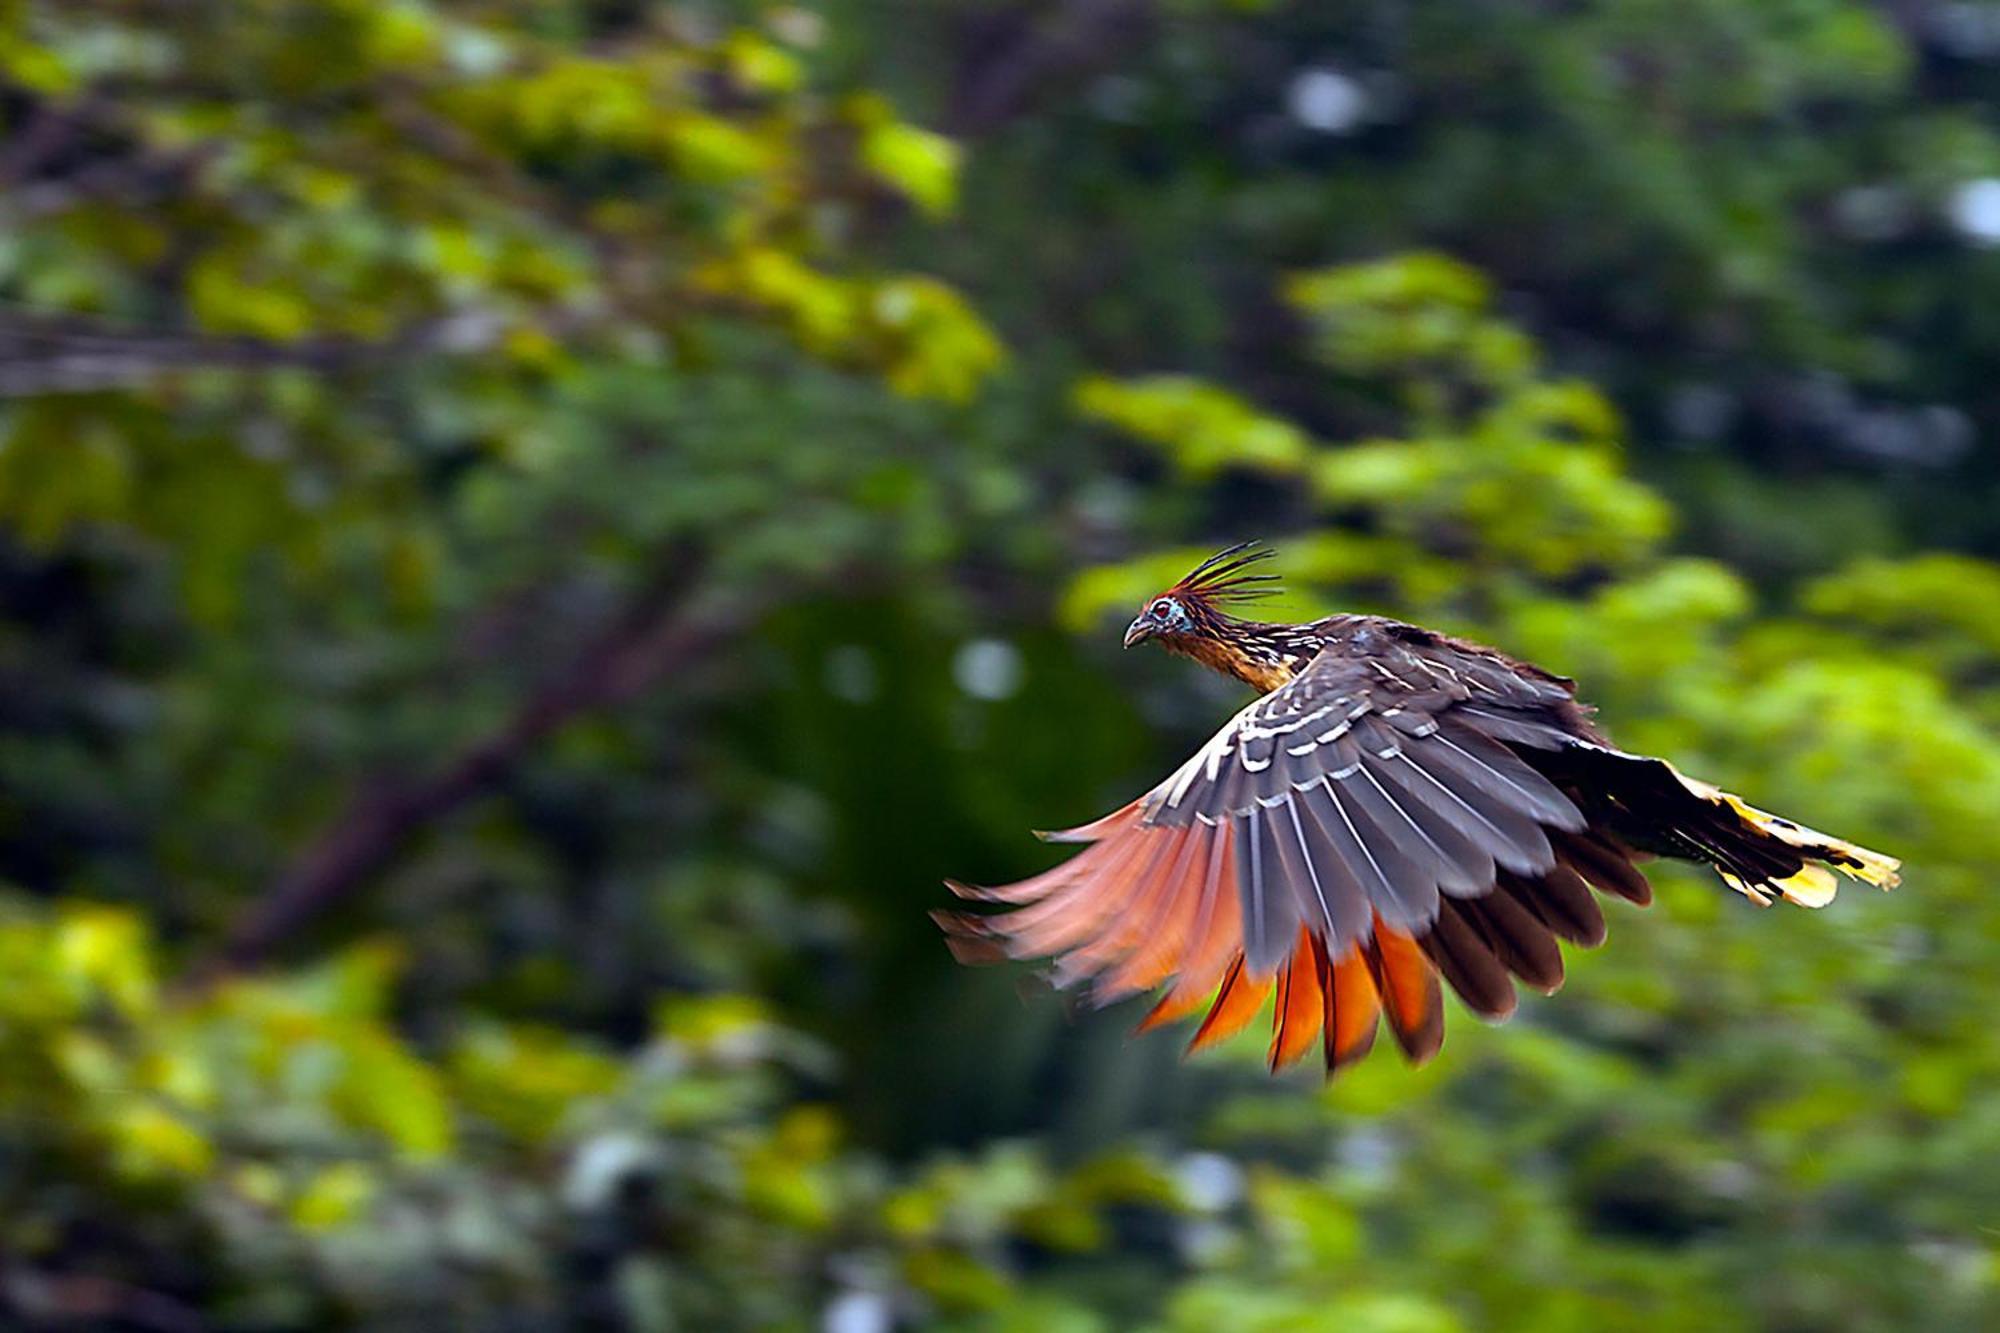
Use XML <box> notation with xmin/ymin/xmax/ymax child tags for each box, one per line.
<box><xmin>1124</xmin><ymin>596</ymin><xmax>1191</xmax><ymax>648</ymax></box>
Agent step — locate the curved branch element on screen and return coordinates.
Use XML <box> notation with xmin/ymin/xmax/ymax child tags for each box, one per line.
<box><xmin>187</xmin><ymin>572</ymin><xmax>755</xmax><ymax>985</ymax></box>
<box><xmin>0</xmin><ymin>307</ymin><xmax>597</xmax><ymax>398</ymax></box>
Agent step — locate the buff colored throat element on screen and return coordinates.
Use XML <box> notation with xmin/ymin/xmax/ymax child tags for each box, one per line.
<box><xmin>1167</xmin><ymin>634</ymin><xmax>1307</xmax><ymax>693</ymax></box>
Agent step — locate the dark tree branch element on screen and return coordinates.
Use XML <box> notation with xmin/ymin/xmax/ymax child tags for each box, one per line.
<box><xmin>0</xmin><ymin>85</ymin><xmax>219</xmax><ymax>220</ymax></box>
<box><xmin>188</xmin><ymin>567</ymin><xmax>757</xmax><ymax>984</ymax></box>
<box><xmin>0</xmin><ymin>305</ymin><xmax>609</xmax><ymax>397</ymax></box>
<box><xmin>0</xmin><ymin>1262</ymin><xmax>207</xmax><ymax>1333</ymax></box>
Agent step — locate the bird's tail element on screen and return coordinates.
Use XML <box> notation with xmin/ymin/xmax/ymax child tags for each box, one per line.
<box><xmin>1541</xmin><ymin>744</ymin><xmax>1900</xmax><ymax>907</ymax></box>
<box><xmin>1669</xmin><ymin>770</ymin><xmax>1900</xmax><ymax>906</ymax></box>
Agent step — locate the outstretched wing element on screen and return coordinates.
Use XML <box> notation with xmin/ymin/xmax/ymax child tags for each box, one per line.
<box><xmin>938</xmin><ymin>627</ymin><xmax>1654</xmax><ymax>1072</ymax></box>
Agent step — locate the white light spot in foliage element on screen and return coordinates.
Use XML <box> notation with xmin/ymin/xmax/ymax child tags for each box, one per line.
<box><xmin>952</xmin><ymin>637</ymin><xmax>1023</xmax><ymax>701</ymax></box>
<box><xmin>1175</xmin><ymin>1151</ymin><xmax>1244</xmax><ymax>1212</ymax></box>
<box><xmin>563</xmin><ymin>1132</ymin><xmax>662</xmax><ymax>1210</ymax></box>
<box><xmin>1287</xmin><ymin>68</ymin><xmax>1366</xmax><ymax>134</ymax></box>
<box><xmin>444</xmin><ymin>27</ymin><xmax>510</xmax><ymax>77</ymax></box>
<box><xmin>1336</xmin><ymin>1125</ymin><xmax>1403</xmax><ymax>1186</ymax></box>
<box><xmin>823</xmin><ymin>1290</ymin><xmax>892</xmax><ymax>1333</ymax></box>
<box><xmin>1948</xmin><ymin>178</ymin><xmax>2000</xmax><ymax>244</ymax></box>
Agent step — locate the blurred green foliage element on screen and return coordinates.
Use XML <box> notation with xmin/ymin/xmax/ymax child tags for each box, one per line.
<box><xmin>0</xmin><ymin>1</ymin><xmax>1998</xmax><ymax>1330</ymax></box>
<box><xmin>0</xmin><ymin>896</ymin><xmax>1187</xmax><ymax>1327</ymax></box>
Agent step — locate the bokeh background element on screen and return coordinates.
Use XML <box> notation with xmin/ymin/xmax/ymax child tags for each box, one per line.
<box><xmin>1</xmin><ymin>2</ymin><xmax>1998</xmax><ymax>1329</ymax></box>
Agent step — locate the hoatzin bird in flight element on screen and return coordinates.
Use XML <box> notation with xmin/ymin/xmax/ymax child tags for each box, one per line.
<box><xmin>939</xmin><ymin>542</ymin><xmax>1900</xmax><ymax>1075</ymax></box>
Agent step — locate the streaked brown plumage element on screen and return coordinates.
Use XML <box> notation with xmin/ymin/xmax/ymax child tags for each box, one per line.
<box><xmin>939</xmin><ymin>542</ymin><xmax>1901</xmax><ymax>1075</ymax></box>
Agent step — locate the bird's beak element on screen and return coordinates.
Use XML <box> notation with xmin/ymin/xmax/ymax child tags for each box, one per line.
<box><xmin>1123</xmin><ymin>616</ymin><xmax>1153</xmax><ymax>649</ymax></box>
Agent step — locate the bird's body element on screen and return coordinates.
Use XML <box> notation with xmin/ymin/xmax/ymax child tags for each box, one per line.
<box><xmin>940</xmin><ymin>544</ymin><xmax>1900</xmax><ymax>1074</ymax></box>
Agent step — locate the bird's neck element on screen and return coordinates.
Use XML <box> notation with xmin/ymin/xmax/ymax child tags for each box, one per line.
<box><xmin>1164</xmin><ymin>618</ymin><xmax>1324</xmax><ymax>693</ymax></box>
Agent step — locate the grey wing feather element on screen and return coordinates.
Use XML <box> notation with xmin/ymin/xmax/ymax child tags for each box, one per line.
<box><xmin>1137</xmin><ymin>634</ymin><xmax>1606</xmax><ymax>975</ymax></box>
<box><xmin>1242</xmin><ymin>807</ymin><xmax>1306</xmax><ymax>973</ymax></box>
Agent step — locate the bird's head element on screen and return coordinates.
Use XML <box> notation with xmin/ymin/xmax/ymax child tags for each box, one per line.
<box><xmin>1123</xmin><ymin>541</ymin><xmax>1281</xmax><ymax>651</ymax></box>
<box><xmin>1123</xmin><ymin>592</ymin><xmax>1196</xmax><ymax>648</ymax></box>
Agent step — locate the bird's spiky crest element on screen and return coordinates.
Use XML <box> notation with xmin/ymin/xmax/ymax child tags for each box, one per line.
<box><xmin>1169</xmin><ymin>540</ymin><xmax>1282</xmax><ymax>606</ymax></box>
